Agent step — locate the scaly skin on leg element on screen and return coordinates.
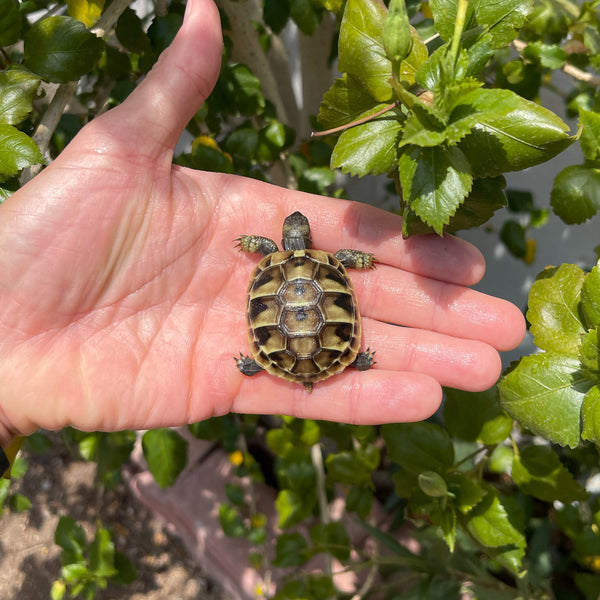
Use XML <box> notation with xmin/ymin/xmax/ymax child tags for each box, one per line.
<box><xmin>236</xmin><ymin>235</ymin><xmax>279</xmax><ymax>256</ymax></box>
<box><xmin>334</xmin><ymin>249</ymin><xmax>376</xmax><ymax>270</ymax></box>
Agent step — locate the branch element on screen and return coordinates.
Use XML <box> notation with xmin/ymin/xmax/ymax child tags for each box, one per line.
<box><xmin>22</xmin><ymin>0</ymin><xmax>134</xmax><ymax>183</ymax></box>
<box><xmin>312</xmin><ymin>101</ymin><xmax>400</xmax><ymax>137</ymax></box>
<box><xmin>512</xmin><ymin>38</ymin><xmax>600</xmax><ymax>87</ymax></box>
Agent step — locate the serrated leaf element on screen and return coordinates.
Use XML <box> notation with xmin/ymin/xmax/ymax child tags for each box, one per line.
<box><xmin>331</xmin><ymin>104</ymin><xmax>403</xmax><ymax>175</ymax></box>
<box><xmin>580</xmin><ymin>328</ymin><xmax>600</xmax><ymax>378</ymax></box>
<box><xmin>338</xmin><ymin>0</ymin><xmax>393</xmax><ymax>102</ymax></box>
<box><xmin>0</xmin><ymin>124</ymin><xmax>43</xmax><ymax>178</ymax></box>
<box><xmin>67</xmin><ymin>0</ymin><xmax>105</xmax><ymax>28</ymax></box>
<box><xmin>513</xmin><ymin>445</ymin><xmax>588</xmax><ymax>503</ymax></box>
<box><xmin>399</xmin><ymin>144</ymin><xmax>472</xmax><ymax>234</ymax></box>
<box><xmin>444</xmin><ymin>387</ymin><xmax>513</xmax><ymax>445</ymax></box>
<box><xmin>0</xmin><ymin>0</ymin><xmax>22</xmax><ymax>47</ymax></box>
<box><xmin>579</xmin><ymin>108</ymin><xmax>600</xmax><ymax>161</ymax></box>
<box><xmin>522</xmin><ymin>41</ymin><xmax>567</xmax><ymax>69</ymax></box>
<box><xmin>550</xmin><ymin>164</ymin><xmax>600</xmax><ymax>225</ymax></box>
<box><xmin>447</xmin><ymin>473</ymin><xmax>486</xmax><ymax>514</ymax></box>
<box><xmin>24</xmin><ymin>16</ymin><xmax>104</xmax><ymax>83</ymax></box>
<box><xmin>430</xmin><ymin>0</ymin><xmax>533</xmax><ymax>48</ymax></box>
<box><xmin>582</xmin><ymin>262</ymin><xmax>600</xmax><ymax>329</ymax></box>
<box><xmin>466</xmin><ymin>489</ymin><xmax>525</xmax><ymax>554</ymax></box>
<box><xmin>382</xmin><ymin>422</ymin><xmax>454</xmax><ymax>474</ymax></box>
<box><xmin>498</xmin><ymin>352</ymin><xmax>591</xmax><ymax>448</ymax></box>
<box><xmin>402</xmin><ymin>175</ymin><xmax>507</xmax><ymax>236</ymax></box>
<box><xmin>527</xmin><ymin>263</ymin><xmax>586</xmax><ymax>355</ymax></box>
<box><xmin>141</xmin><ymin>428</ymin><xmax>188</xmax><ymax>488</ymax></box>
<box><xmin>317</xmin><ymin>73</ymin><xmax>380</xmax><ymax>131</ymax></box>
<box><xmin>454</xmin><ymin>88</ymin><xmax>573</xmax><ymax>177</ymax></box>
<box><xmin>582</xmin><ymin>386</ymin><xmax>600</xmax><ymax>447</ymax></box>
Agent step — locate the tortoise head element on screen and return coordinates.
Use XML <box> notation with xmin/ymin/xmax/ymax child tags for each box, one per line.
<box><xmin>282</xmin><ymin>211</ymin><xmax>312</xmax><ymax>251</ymax></box>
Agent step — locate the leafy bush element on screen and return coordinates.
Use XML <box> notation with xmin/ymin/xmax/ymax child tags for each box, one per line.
<box><xmin>3</xmin><ymin>0</ymin><xmax>600</xmax><ymax>598</ymax></box>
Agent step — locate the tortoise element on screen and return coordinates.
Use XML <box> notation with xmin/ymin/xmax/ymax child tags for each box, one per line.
<box><xmin>235</xmin><ymin>211</ymin><xmax>376</xmax><ymax>393</ymax></box>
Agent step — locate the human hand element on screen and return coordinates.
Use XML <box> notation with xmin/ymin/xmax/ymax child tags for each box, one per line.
<box><xmin>0</xmin><ymin>0</ymin><xmax>525</xmax><ymax>445</ymax></box>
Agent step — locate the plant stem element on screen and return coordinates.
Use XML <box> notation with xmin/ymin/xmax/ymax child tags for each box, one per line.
<box><xmin>311</xmin><ymin>101</ymin><xmax>400</xmax><ymax>137</ymax></box>
<box><xmin>450</xmin><ymin>0</ymin><xmax>469</xmax><ymax>66</ymax></box>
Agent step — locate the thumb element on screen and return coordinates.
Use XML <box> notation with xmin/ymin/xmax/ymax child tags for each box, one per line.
<box><xmin>106</xmin><ymin>0</ymin><xmax>222</xmax><ymax>156</ymax></box>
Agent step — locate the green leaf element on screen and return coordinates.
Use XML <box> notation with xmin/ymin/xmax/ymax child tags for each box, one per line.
<box><xmin>401</xmin><ymin>175</ymin><xmax>507</xmax><ymax>236</ymax></box>
<box><xmin>582</xmin><ymin>385</ymin><xmax>600</xmax><ymax>447</ymax></box>
<box><xmin>338</xmin><ymin>0</ymin><xmax>393</xmax><ymax>102</ymax></box>
<box><xmin>273</xmin><ymin>532</ymin><xmax>309</xmax><ymax>567</ymax></box>
<box><xmin>512</xmin><ymin>445</ymin><xmax>588</xmax><ymax>503</ymax></box>
<box><xmin>326</xmin><ymin>445</ymin><xmax>379</xmax><ymax>487</ymax></box>
<box><xmin>55</xmin><ymin>516</ymin><xmax>86</xmax><ymax>560</ymax></box>
<box><xmin>498</xmin><ymin>352</ymin><xmax>590</xmax><ymax>448</ymax></box>
<box><xmin>115</xmin><ymin>7</ymin><xmax>152</xmax><ymax>54</ymax></box>
<box><xmin>50</xmin><ymin>580</ymin><xmax>66</xmax><ymax>600</ymax></box>
<box><xmin>382</xmin><ymin>422</ymin><xmax>454</xmax><ymax>474</ymax></box>
<box><xmin>310</xmin><ymin>522</ymin><xmax>351</xmax><ymax>560</ymax></box>
<box><xmin>522</xmin><ymin>41</ymin><xmax>567</xmax><ymax>69</ymax></box>
<box><xmin>550</xmin><ymin>164</ymin><xmax>600</xmax><ymax>225</ymax></box>
<box><xmin>581</xmin><ymin>328</ymin><xmax>600</xmax><ymax>378</ymax></box>
<box><xmin>0</xmin><ymin>124</ymin><xmax>43</xmax><ymax>178</ymax></box>
<box><xmin>466</xmin><ymin>490</ymin><xmax>525</xmax><ymax>564</ymax></box>
<box><xmin>218</xmin><ymin>503</ymin><xmax>246</xmax><ymax>537</ymax></box>
<box><xmin>447</xmin><ymin>473</ymin><xmax>486</xmax><ymax>513</ymax></box>
<box><xmin>317</xmin><ymin>73</ymin><xmax>380</xmax><ymax>131</ymax></box>
<box><xmin>275</xmin><ymin>489</ymin><xmax>315</xmax><ymax>529</ymax></box>
<box><xmin>430</xmin><ymin>0</ymin><xmax>533</xmax><ymax>48</ymax></box>
<box><xmin>579</xmin><ymin>108</ymin><xmax>600</xmax><ymax>161</ymax></box>
<box><xmin>89</xmin><ymin>526</ymin><xmax>117</xmax><ymax>578</ymax></box>
<box><xmin>454</xmin><ymin>88</ymin><xmax>573</xmax><ymax>177</ymax></box>
<box><xmin>112</xmin><ymin>551</ymin><xmax>137</xmax><ymax>585</ymax></box>
<box><xmin>141</xmin><ymin>428</ymin><xmax>188</xmax><ymax>488</ymax></box>
<box><xmin>147</xmin><ymin>12</ymin><xmax>183</xmax><ymax>54</ymax></box>
<box><xmin>444</xmin><ymin>387</ymin><xmax>513</xmax><ymax>444</ymax></box>
<box><xmin>527</xmin><ymin>263</ymin><xmax>586</xmax><ymax>355</ymax></box>
<box><xmin>24</xmin><ymin>16</ymin><xmax>104</xmax><ymax>83</ymax></box>
<box><xmin>331</xmin><ymin>104</ymin><xmax>403</xmax><ymax>175</ymax></box>
<box><xmin>582</xmin><ymin>263</ymin><xmax>600</xmax><ymax>329</ymax></box>
<box><xmin>346</xmin><ymin>486</ymin><xmax>373</xmax><ymax>519</ymax></box>
<box><xmin>8</xmin><ymin>492</ymin><xmax>32</xmax><ymax>512</ymax></box>
<box><xmin>399</xmin><ymin>144</ymin><xmax>472</xmax><ymax>234</ymax></box>
<box><xmin>264</xmin><ymin>0</ymin><xmax>290</xmax><ymax>34</ymax></box>
<box><xmin>0</xmin><ymin>0</ymin><xmax>22</xmax><ymax>47</ymax></box>
<box><xmin>290</xmin><ymin>0</ymin><xmax>320</xmax><ymax>35</ymax></box>
<box><xmin>500</xmin><ymin>219</ymin><xmax>527</xmax><ymax>259</ymax></box>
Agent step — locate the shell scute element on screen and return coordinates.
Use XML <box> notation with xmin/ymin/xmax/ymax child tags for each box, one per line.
<box><xmin>246</xmin><ymin>246</ymin><xmax>362</xmax><ymax>386</ymax></box>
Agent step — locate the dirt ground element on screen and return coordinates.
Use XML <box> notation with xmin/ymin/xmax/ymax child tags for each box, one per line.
<box><xmin>0</xmin><ymin>436</ymin><xmax>228</xmax><ymax>600</ymax></box>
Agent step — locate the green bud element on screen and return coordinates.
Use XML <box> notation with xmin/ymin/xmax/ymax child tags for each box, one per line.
<box><xmin>418</xmin><ymin>471</ymin><xmax>448</xmax><ymax>497</ymax></box>
<box><xmin>383</xmin><ymin>0</ymin><xmax>413</xmax><ymax>65</ymax></box>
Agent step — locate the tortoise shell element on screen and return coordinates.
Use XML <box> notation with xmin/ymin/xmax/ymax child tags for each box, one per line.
<box><xmin>246</xmin><ymin>248</ymin><xmax>361</xmax><ymax>389</ymax></box>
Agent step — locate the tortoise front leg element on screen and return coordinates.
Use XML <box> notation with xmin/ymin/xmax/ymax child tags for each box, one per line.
<box><xmin>236</xmin><ymin>235</ymin><xmax>279</xmax><ymax>256</ymax></box>
<box><xmin>334</xmin><ymin>249</ymin><xmax>375</xmax><ymax>270</ymax></box>
<box><xmin>235</xmin><ymin>353</ymin><xmax>264</xmax><ymax>377</ymax></box>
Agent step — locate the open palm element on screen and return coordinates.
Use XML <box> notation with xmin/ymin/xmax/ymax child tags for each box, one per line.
<box><xmin>0</xmin><ymin>0</ymin><xmax>525</xmax><ymax>443</ymax></box>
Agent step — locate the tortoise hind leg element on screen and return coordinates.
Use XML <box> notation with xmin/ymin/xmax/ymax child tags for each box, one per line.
<box><xmin>351</xmin><ymin>348</ymin><xmax>376</xmax><ymax>371</ymax></box>
<box><xmin>334</xmin><ymin>249</ymin><xmax>375</xmax><ymax>270</ymax></box>
<box><xmin>235</xmin><ymin>353</ymin><xmax>264</xmax><ymax>377</ymax></box>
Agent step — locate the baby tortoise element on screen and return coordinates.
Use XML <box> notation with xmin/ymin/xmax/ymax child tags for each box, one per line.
<box><xmin>235</xmin><ymin>211</ymin><xmax>375</xmax><ymax>393</ymax></box>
